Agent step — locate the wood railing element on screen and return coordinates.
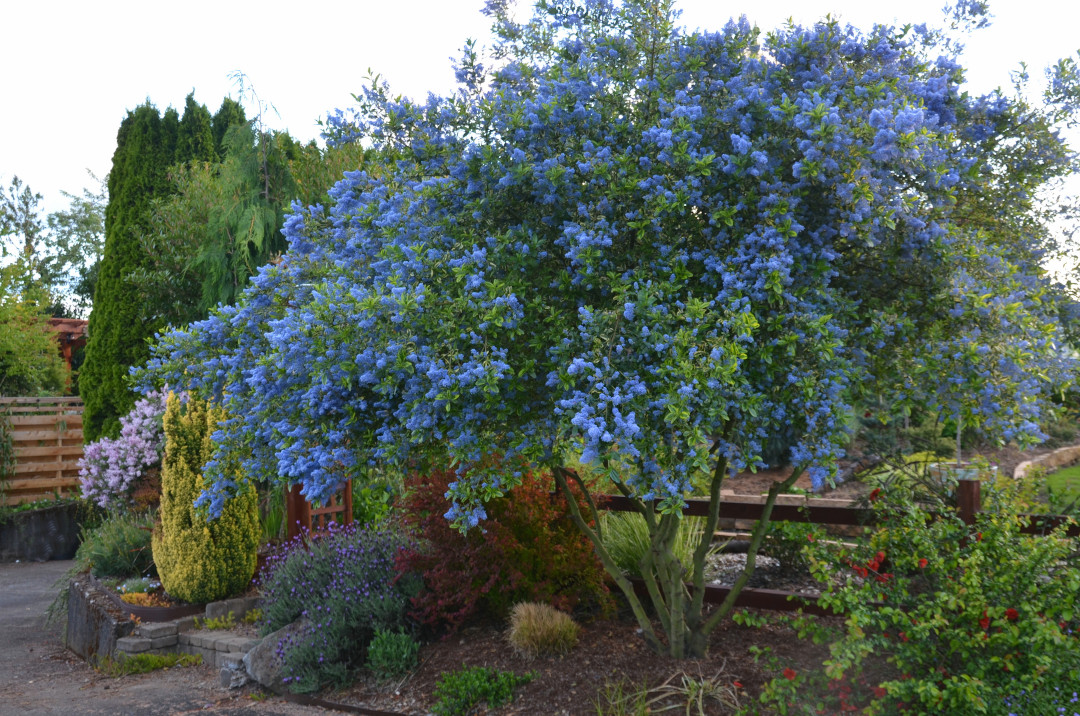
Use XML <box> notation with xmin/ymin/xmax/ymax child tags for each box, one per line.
<box><xmin>596</xmin><ymin>479</ymin><xmax>1079</xmax><ymax>615</ymax></box>
<box><xmin>0</xmin><ymin>397</ymin><xmax>84</xmax><ymax>506</ymax></box>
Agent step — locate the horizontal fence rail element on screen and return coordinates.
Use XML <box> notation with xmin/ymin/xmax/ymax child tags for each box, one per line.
<box><xmin>590</xmin><ymin>478</ymin><xmax>1079</xmax><ymax>615</ymax></box>
<box><xmin>1</xmin><ymin>397</ymin><xmax>84</xmax><ymax>506</ymax></box>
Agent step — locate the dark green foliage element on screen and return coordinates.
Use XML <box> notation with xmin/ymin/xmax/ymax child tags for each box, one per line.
<box><xmin>132</xmin><ymin>127</ymin><xmax>367</xmax><ymax>327</ymax></box>
<box><xmin>211</xmin><ymin>97</ymin><xmax>246</xmax><ymax>159</ymax></box>
<box><xmin>175</xmin><ymin>93</ymin><xmax>216</xmax><ymax>165</ymax></box>
<box><xmin>75</xmin><ymin>510</ymin><xmax>156</xmax><ymax>579</ymax></box>
<box><xmin>431</xmin><ymin>666</ymin><xmax>534</xmax><ymax>716</ymax></box>
<box><xmin>81</xmin><ymin>103</ymin><xmax>178</xmax><ymax>440</ymax></box>
<box><xmin>365</xmin><ymin>628</ymin><xmax>420</xmax><ymax>681</ymax></box>
<box><xmin>81</xmin><ymin>94</ymin><xmax>234</xmax><ymax>440</ymax></box>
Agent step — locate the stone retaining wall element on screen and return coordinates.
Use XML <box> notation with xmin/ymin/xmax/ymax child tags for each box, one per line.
<box><xmin>1015</xmin><ymin>444</ymin><xmax>1080</xmax><ymax>480</ymax></box>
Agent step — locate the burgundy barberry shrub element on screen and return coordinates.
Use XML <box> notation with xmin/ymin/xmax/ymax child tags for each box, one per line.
<box><xmin>397</xmin><ymin>465</ymin><xmax>611</xmax><ymax>631</ymax></box>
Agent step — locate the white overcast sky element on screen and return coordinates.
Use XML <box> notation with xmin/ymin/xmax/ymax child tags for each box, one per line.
<box><xmin>2</xmin><ymin>0</ymin><xmax>1079</xmax><ymax>217</ymax></box>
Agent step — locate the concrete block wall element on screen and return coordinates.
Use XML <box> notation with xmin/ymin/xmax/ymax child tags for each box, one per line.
<box><xmin>114</xmin><ymin>596</ymin><xmax>263</xmax><ymax>669</ymax></box>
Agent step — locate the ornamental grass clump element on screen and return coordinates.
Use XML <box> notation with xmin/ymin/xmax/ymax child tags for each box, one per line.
<box><xmin>257</xmin><ymin>522</ymin><xmax>416</xmax><ymax>693</ymax></box>
<box><xmin>508</xmin><ymin>601</ymin><xmax>579</xmax><ymax>659</ymax></box>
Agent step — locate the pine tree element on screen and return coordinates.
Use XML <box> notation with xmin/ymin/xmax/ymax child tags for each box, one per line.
<box><xmin>152</xmin><ymin>393</ymin><xmax>258</xmax><ymax>604</ymax></box>
<box><xmin>81</xmin><ymin>103</ymin><xmax>178</xmax><ymax>440</ymax></box>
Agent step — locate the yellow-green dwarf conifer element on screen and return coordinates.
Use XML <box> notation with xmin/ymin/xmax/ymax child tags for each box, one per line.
<box><xmin>152</xmin><ymin>393</ymin><xmax>258</xmax><ymax>604</ymax></box>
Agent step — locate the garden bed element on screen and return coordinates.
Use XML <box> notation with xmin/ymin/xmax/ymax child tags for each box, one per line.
<box><xmin>322</xmin><ymin>608</ymin><xmax>835</xmax><ymax>715</ymax></box>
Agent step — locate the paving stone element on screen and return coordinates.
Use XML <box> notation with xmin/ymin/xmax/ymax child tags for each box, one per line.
<box><xmin>138</xmin><ymin>622</ymin><xmax>178</xmax><ymax>639</ymax></box>
<box><xmin>175</xmin><ymin>616</ymin><xmax>197</xmax><ymax>633</ymax></box>
<box><xmin>115</xmin><ymin>636</ymin><xmax>151</xmax><ymax>654</ymax></box>
<box><xmin>151</xmin><ymin>635</ymin><xmax>178</xmax><ymax>649</ymax></box>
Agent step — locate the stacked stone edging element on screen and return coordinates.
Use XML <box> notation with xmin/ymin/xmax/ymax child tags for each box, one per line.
<box><xmin>1014</xmin><ymin>443</ymin><xmax>1080</xmax><ymax>480</ymax></box>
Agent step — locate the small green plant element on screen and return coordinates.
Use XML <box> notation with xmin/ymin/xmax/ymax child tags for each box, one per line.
<box><xmin>96</xmin><ymin>652</ymin><xmax>201</xmax><ymax>677</ymax></box>
<box><xmin>366</xmin><ymin>628</ymin><xmax>420</xmax><ymax>681</ymax></box>
<box><xmin>508</xmin><ymin>601</ymin><xmax>579</xmax><ymax>659</ymax></box>
<box><xmin>594</xmin><ymin>679</ymin><xmax>655</xmax><ymax>716</ymax></box>
<box><xmin>764</xmin><ymin>520</ymin><xmax>826</xmax><ymax>576</ymax></box>
<box><xmin>654</xmin><ymin>670</ymin><xmax>742</xmax><ymax>716</ymax></box>
<box><xmin>194</xmin><ymin>612</ymin><xmax>236</xmax><ymax>630</ymax></box>
<box><xmin>431</xmin><ymin>665</ymin><xmax>534</xmax><ymax>716</ymax></box>
<box><xmin>116</xmin><ymin>576</ymin><xmax>156</xmax><ymax>594</ymax></box>
<box><xmin>75</xmin><ymin>509</ymin><xmax>157</xmax><ymax>579</ymax></box>
<box><xmin>242</xmin><ymin>608</ymin><xmax>262</xmax><ymax>625</ymax></box>
<box><xmin>600</xmin><ymin>511</ymin><xmax>713</xmax><ymax>577</ymax></box>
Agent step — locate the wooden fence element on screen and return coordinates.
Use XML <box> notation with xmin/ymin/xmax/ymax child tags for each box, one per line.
<box><xmin>0</xmin><ymin>397</ymin><xmax>84</xmax><ymax>506</ymax></box>
<box><xmin>596</xmin><ymin>479</ymin><xmax>1080</xmax><ymax>615</ymax></box>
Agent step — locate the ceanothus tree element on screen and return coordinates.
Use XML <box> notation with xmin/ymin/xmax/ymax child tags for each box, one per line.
<box><xmin>137</xmin><ymin>0</ymin><xmax>1077</xmax><ymax>657</ymax></box>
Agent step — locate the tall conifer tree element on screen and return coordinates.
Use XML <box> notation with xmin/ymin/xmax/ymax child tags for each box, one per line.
<box><xmin>176</xmin><ymin>93</ymin><xmax>216</xmax><ymax>165</ymax></box>
<box><xmin>82</xmin><ymin>96</ymin><xmax>220</xmax><ymax>441</ymax></box>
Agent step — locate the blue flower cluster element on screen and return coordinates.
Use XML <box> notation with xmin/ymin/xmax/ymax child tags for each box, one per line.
<box><xmin>135</xmin><ymin>1</ymin><xmax>1076</xmax><ymax>523</ymax></box>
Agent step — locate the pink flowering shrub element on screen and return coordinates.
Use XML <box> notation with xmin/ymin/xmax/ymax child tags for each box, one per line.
<box><xmin>79</xmin><ymin>389</ymin><xmax>170</xmax><ymax>510</ymax></box>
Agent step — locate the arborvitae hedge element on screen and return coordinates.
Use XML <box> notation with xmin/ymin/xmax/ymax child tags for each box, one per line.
<box><xmin>81</xmin><ymin>95</ymin><xmax>235</xmax><ymax>441</ymax></box>
<box><xmin>152</xmin><ymin>393</ymin><xmax>259</xmax><ymax>604</ymax></box>
<box><xmin>81</xmin><ymin>103</ymin><xmax>178</xmax><ymax>440</ymax></box>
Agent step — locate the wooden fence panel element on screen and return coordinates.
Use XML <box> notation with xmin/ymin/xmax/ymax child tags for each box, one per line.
<box><xmin>1</xmin><ymin>397</ymin><xmax>84</xmax><ymax>506</ymax></box>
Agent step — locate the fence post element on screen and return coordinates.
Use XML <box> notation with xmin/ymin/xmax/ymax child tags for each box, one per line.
<box><xmin>956</xmin><ymin>478</ymin><xmax>980</xmax><ymax>526</ymax></box>
<box><xmin>285</xmin><ymin>483</ymin><xmax>311</xmax><ymax>540</ymax></box>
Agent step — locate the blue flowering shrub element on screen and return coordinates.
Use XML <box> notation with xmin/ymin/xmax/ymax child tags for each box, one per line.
<box><xmin>257</xmin><ymin>523</ymin><xmax>418</xmax><ymax>692</ymax></box>
<box><xmin>136</xmin><ymin>0</ymin><xmax>1078</xmax><ymax>657</ymax></box>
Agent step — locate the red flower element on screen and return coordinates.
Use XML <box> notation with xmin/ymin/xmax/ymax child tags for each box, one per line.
<box><xmin>783</xmin><ymin>668</ymin><xmax>797</xmax><ymax>681</ymax></box>
<box><xmin>873</xmin><ymin>686</ymin><xmax>888</xmax><ymax>699</ymax></box>
<box><xmin>869</xmin><ymin>488</ymin><xmax>882</xmax><ymax>502</ymax></box>
<box><xmin>918</xmin><ymin>558</ymin><xmax>928</xmax><ymax>569</ymax></box>
<box><xmin>876</xmin><ymin>572</ymin><xmax>893</xmax><ymax>583</ymax></box>
<box><xmin>1005</xmin><ymin>608</ymin><xmax>1019</xmax><ymax>621</ymax></box>
<box><xmin>733</xmin><ymin>680</ymin><xmax>743</xmax><ymax>689</ymax></box>
<box><xmin>876</xmin><ymin>551</ymin><xmax>886</xmax><ymax>563</ymax></box>
<box><xmin>980</xmin><ymin>610</ymin><xmax>990</xmax><ymax>630</ymax></box>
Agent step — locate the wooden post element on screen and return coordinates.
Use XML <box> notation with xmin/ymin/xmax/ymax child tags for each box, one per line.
<box><xmin>957</xmin><ymin>478</ymin><xmax>980</xmax><ymax>526</ymax></box>
<box><xmin>285</xmin><ymin>483</ymin><xmax>311</xmax><ymax>540</ymax></box>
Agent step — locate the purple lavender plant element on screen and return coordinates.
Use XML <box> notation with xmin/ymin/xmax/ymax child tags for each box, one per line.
<box><xmin>256</xmin><ymin>522</ymin><xmax>417</xmax><ymax>693</ymax></box>
<box><xmin>78</xmin><ymin>389</ymin><xmax>170</xmax><ymax>510</ymax></box>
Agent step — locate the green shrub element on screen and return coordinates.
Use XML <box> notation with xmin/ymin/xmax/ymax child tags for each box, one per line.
<box><xmin>508</xmin><ymin>601</ymin><xmax>579</xmax><ymax>658</ymax></box>
<box><xmin>764</xmin><ymin>520</ymin><xmax>826</xmax><ymax>576</ymax></box>
<box><xmin>152</xmin><ymin>394</ymin><xmax>259</xmax><ymax>604</ymax></box>
<box><xmin>366</xmin><ymin>628</ymin><xmax>420</xmax><ymax>681</ymax></box>
<box><xmin>600</xmin><ymin>511</ymin><xmax>710</xmax><ymax>577</ymax></box>
<box><xmin>801</xmin><ymin>483</ymin><xmax>1080</xmax><ymax>714</ymax></box>
<box><xmin>431</xmin><ymin>666</ymin><xmax>534</xmax><ymax>716</ymax></box>
<box><xmin>75</xmin><ymin>510</ymin><xmax>156</xmax><ymax>579</ymax></box>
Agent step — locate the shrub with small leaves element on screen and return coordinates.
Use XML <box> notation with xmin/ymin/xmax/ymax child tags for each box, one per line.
<box><xmin>366</xmin><ymin>628</ymin><xmax>420</xmax><ymax>681</ymax></box>
<box><xmin>508</xmin><ymin>602</ymin><xmax>579</xmax><ymax>659</ymax></box>
<box><xmin>431</xmin><ymin>666</ymin><xmax>534</xmax><ymax>716</ymax></box>
<box><xmin>257</xmin><ymin>522</ymin><xmax>416</xmax><ymax>693</ymax></box>
<box><xmin>397</xmin><ymin>465</ymin><xmax>611</xmax><ymax>631</ymax></box>
<box><xmin>808</xmin><ymin>482</ymin><xmax>1080</xmax><ymax>713</ymax></box>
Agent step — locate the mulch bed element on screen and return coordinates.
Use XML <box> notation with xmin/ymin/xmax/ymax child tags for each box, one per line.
<box><xmin>326</xmin><ymin>607</ymin><xmax>836</xmax><ymax>715</ymax></box>
<box><xmin>284</xmin><ymin>442</ymin><xmax>1067</xmax><ymax>714</ymax></box>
